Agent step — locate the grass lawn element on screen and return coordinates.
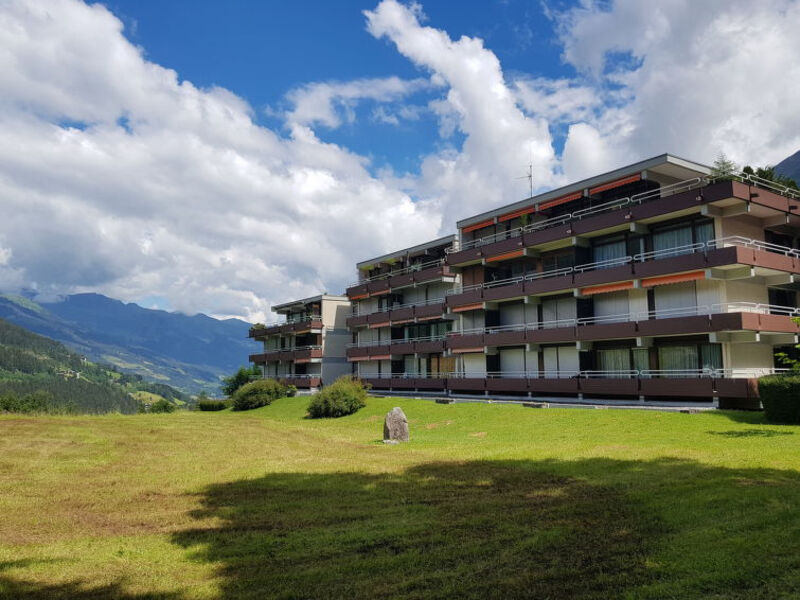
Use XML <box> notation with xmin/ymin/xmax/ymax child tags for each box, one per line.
<box><xmin>1</xmin><ymin>398</ymin><xmax>799</xmax><ymax>599</ymax></box>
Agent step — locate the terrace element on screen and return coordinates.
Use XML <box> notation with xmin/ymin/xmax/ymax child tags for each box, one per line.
<box><xmin>445</xmin><ymin>236</ymin><xmax>800</xmax><ymax>310</ymax></box>
<box><xmin>446</xmin><ymin>173</ymin><xmax>800</xmax><ymax>266</ymax></box>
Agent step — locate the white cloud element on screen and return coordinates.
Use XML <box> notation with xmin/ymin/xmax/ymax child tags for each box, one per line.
<box><xmin>0</xmin><ymin>0</ymin><xmax>440</xmax><ymax>321</ymax></box>
<box><xmin>2</xmin><ymin>0</ymin><xmax>800</xmax><ymax>322</ymax></box>
<box><xmin>285</xmin><ymin>76</ymin><xmax>430</xmax><ymax>128</ymax></box>
<box><xmin>554</xmin><ymin>0</ymin><xmax>800</xmax><ymax>167</ymax></box>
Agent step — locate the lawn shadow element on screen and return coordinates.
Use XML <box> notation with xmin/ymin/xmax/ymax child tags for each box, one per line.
<box><xmin>172</xmin><ymin>457</ymin><xmax>800</xmax><ymax>599</ymax></box>
<box><xmin>707</xmin><ymin>428</ymin><xmax>794</xmax><ymax>438</ymax></box>
<box><xmin>0</xmin><ymin>558</ymin><xmax>178</xmax><ymax>599</ymax></box>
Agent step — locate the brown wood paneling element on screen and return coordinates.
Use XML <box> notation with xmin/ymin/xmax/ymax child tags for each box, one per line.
<box><xmin>415</xmin><ymin>339</ymin><xmax>446</xmax><ymax>354</ymax></box>
<box><xmin>486</xmin><ymin>378</ymin><xmax>528</xmax><ymax>392</ymax></box>
<box><xmin>447</xmin><ymin>378</ymin><xmax>486</xmax><ymax>392</ymax></box>
<box><xmin>447</xmin><ymin>334</ymin><xmax>485</xmax><ymax>350</ymax></box>
<box><xmin>576</xmin><ymin>322</ymin><xmax>637</xmax><ymax>340</ymax></box>
<box><xmin>484</xmin><ymin>330</ymin><xmax>527</xmax><ymax>346</ymax></box>
<box><xmin>574</xmin><ymin>264</ymin><xmax>634</xmax><ymax>287</ymax></box>
<box><xmin>528</xmin><ymin>378</ymin><xmax>579</xmax><ymax>394</ymax></box>
<box><xmin>483</xmin><ymin>281</ymin><xmax>525</xmax><ymax>301</ymax></box>
<box><xmin>639</xmin><ymin>378</ymin><xmax>714</xmax><ymax>398</ymax></box>
<box><xmin>526</xmin><ymin>327</ymin><xmax>575</xmax><ymax>343</ymax></box>
<box><xmin>579</xmin><ymin>378</ymin><xmax>639</xmax><ymax>396</ymax></box>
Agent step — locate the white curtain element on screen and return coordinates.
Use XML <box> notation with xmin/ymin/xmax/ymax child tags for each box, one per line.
<box><xmin>653</xmin><ymin>225</ymin><xmax>693</xmax><ymax>256</ymax></box>
<box><xmin>596</xmin><ymin>348</ymin><xmax>631</xmax><ymax>375</ymax></box>
<box><xmin>658</xmin><ymin>345</ymin><xmax>698</xmax><ymax>374</ymax></box>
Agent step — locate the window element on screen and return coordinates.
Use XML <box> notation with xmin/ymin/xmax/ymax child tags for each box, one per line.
<box><xmin>651</xmin><ymin>218</ymin><xmax>714</xmax><ymax>257</ymax></box>
<box><xmin>596</xmin><ymin>348</ymin><xmax>631</xmax><ymax>375</ymax></box>
<box><xmin>592</xmin><ymin>239</ymin><xmax>626</xmax><ymax>266</ymax></box>
<box><xmin>542</xmin><ymin>251</ymin><xmax>575</xmax><ymax>272</ymax></box>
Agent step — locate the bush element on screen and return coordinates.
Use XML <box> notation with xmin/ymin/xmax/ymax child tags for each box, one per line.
<box><xmin>285</xmin><ymin>384</ymin><xmax>297</xmax><ymax>397</ymax></box>
<box><xmin>758</xmin><ymin>375</ymin><xmax>800</xmax><ymax>424</ymax></box>
<box><xmin>307</xmin><ymin>376</ymin><xmax>369</xmax><ymax>419</ymax></box>
<box><xmin>232</xmin><ymin>379</ymin><xmax>289</xmax><ymax>411</ymax></box>
<box><xmin>197</xmin><ymin>399</ymin><xmax>229</xmax><ymax>411</ymax></box>
<box><xmin>150</xmin><ymin>398</ymin><xmax>176</xmax><ymax>413</ymax></box>
<box><xmin>221</xmin><ymin>365</ymin><xmax>262</xmax><ymax>397</ymax></box>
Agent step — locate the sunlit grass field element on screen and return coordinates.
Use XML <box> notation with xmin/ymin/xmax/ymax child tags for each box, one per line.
<box><xmin>1</xmin><ymin>398</ymin><xmax>799</xmax><ymax>598</ymax></box>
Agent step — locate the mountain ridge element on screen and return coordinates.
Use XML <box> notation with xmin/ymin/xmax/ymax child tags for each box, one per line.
<box><xmin>0</xmin><ymin>293</ymin><xmax>253</xmax><ymax>393</ymax></box>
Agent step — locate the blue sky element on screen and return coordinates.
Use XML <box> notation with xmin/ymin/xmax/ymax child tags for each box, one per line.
<box><xmin>108</xmin><ymin>0</ymin><xmax>573</xmax><ymax>173</ymax></box>
<box><xmin>1</xmin><ymin>0</ymin><xmax>799</xmax><ymax>320</ymax></box>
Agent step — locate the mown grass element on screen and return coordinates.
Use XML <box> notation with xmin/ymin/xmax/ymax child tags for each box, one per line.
<box><xmin>1</xmin><ymin>398</ymin><xmax>799</xmax><ymax>598</ymax></box>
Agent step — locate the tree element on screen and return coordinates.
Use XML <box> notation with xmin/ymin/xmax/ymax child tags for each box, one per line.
<box><xmin>710</xmin><ymin>152</ymin><xmax>738</xmax><ymax>179</ymax></box>
<box><xmin>221</xmin><ymin>365</ymin><xmax>261</xmax><ymax>397</ymax></box>
<box><xmin>742</xmin><ymin>165</ymin><xmax>799</xmax><ymax>191</ymax></box>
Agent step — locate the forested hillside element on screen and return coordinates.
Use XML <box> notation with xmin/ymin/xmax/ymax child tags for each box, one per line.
<box><xmin>0</xmin><ymin>318</ymin><xmax>187</xmax><ymax>414</ymax></box>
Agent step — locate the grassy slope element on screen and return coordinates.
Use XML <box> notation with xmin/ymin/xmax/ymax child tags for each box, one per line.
<box><xmin>1</xmin><ymin>399</ymin><xmax>799</xmax><ymax>599</ymax></box>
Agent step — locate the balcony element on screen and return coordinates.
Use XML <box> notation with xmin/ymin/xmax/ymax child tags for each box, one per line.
<box><xmin>345</xmin><ymin>297</ymin><xmax>446</xmax><ymax>329</ymax></box>
<box><xmin>249</xmin><ymin>315</ymin><xmax>323</xmax><ymax>338</ymax></box>
<box><xmin>346</xmin><ymin>259</ymin><xmax>455</xmax><ymax>299</ymax></box>
<box><xmin>346</xmin><ymin>335</ymin><xmax>447</xmax><ymax>360</ymax></box>
<box><xmin>280</xmin><ymin>375</ymin><xmax>322</xmax><ymax>389</ymax></box>
<box><xmin>446</xmin><ymin>174</ymin><xmax>800</xmax><ymax>266</ymax></box>
<box><xmin>249</xmin><ymin>345</ymin><xmax>323</xmax><ymax>364</ymax></box>
<box><xmin>445</xmin><ymin>236</ymin><xmax>800</xmax><ymax>309</ymax></box>
<box><xmin>356</xmin><ymin>369</ymin><xmax>769</xmax><ymax>401</ymax></box>
<box><xmin>444</xmin><ymin>303</ymin><xmax>800</xmax><ymax>350</ymax></box>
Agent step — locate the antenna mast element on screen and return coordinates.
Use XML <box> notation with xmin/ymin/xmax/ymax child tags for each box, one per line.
<box><xmin>516</xmin><ymin>162</ymin><xmax>533</xmax><ymax>198</ymax></box>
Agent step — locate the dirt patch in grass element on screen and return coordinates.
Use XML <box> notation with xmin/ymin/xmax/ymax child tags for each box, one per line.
<box><xmin>469</xmin><ymin>431</ymin><xmax>487</xmax><ymax>438</ymax></box>
<box><xmin>425</xmin><ymin>420</ymin><xmax>453</xmax><ymax>429</ymax></box>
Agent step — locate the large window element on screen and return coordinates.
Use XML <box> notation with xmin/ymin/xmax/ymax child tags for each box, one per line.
<box><xmin>657</xmin><ymin>342</ymin><xmax>722</xmax><ymax>374</ymax></box>
<box><xmin>652</xmin><ymin>219</ymin><xmax>714</xmax><ymax>257</ymax></box>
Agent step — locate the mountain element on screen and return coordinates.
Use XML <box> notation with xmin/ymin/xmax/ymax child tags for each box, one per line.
<box><xmin>0</xmin><ymin>293</ymin><xmax>253</xmax><ymax>394</ymax></box>
<box><xmin>775</xmin><ymin>150</ymin><xmax>800</xmax><ymax>185</ymax></box>
<box><xmin>0</xmin><ymin>317</ymin><xmax>186</xmax><ymax>414</ymax></box>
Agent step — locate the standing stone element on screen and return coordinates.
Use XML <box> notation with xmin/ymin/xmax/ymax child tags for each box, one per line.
<box><xmin>383</xmin><ymin>407</ymin><xmax>409</xmax><ymax>443</ymax></box>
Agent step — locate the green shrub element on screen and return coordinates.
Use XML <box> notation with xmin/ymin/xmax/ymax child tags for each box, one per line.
<box><xmin>758</xmin><ymin>375</ymin><xmax>800</xmax><ymax>424</ymax></box>
<box><xmin>197</xmin><ymin>399</ymin><xmax>229</xmax><ymax>411</ymax></box>
<box><xmin>285</xmin><ymin>384</ymin><xmax>297</xmax><ymax>397</ymax></box>
<box><xmin>232</xmin><ymin>379</ymin><xmax>288</xmax><ymax>411</ymax></box>
<box><xmin>307</xmin><ymin>376</ymin><xmax>369</xmax><ymax>419</ymax></box>
<box><xmin>150</xmin><ymin>398</ymin><xmax>176</xmax><ymax>413</ymax></box>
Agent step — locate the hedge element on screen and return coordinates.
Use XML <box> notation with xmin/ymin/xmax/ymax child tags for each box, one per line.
<box><xmin>197</xmin><ymin>399</ymin><xmax>229</xmax><ymax>411</ymax></box>
<box><xmin>758</xmin><ymin>375</ymin><xmax>800</xmax><ymax>424</ymax></box>
<box><xmin>307</xmin><ymin>376</ymin><xmax>369</xmax><ymax>418</ymax></box>
<box><xmin>232</xmin><ymin>379</ymin><xmax>291</xmax><ymax>411</ymax></box>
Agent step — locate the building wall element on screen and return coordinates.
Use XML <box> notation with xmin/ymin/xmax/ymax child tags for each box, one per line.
<box><xmin>720</xmin><ymin>214</ymin><xmax>765</xmax><ymax>241</ymax></box>
<box><xmin>726</xmin><ymin>342</ymin><xmax>775</xmax><ymax>377</ymax></box>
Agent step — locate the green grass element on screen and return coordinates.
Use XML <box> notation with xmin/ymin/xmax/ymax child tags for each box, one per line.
<box><xmin>1</xmin><ymin>398</ymin><xmax>799</xmax><ymax>598</ymax></box>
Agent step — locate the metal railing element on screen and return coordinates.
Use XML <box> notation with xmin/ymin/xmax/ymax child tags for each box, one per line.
<box><xmin>349</xmin><ymin>296</ymin><xmax>445</xmax><ymax>317</ymax></box>
<box><xmin>446</xmin><ymin>235</ymin><xmax>799</xmax><ymax>296</ymax></box>
<box><xmin>357</xmin><ymin>367</ymin><xmax>789</xmax><ymax>380</ymax></box>
<box><xmin>446</xmin><ymin>302</ymin><xmax>800</xmax><ymax>336</ymax></box>
<box><xmin>446</xmin><ymin>173</ymin><xmax>798</xmax><ymax>255</ymax></box>
<box><xmin>348</xmin><ymin>258</ymin><xmax>445</xmax><ymax>288</ymax></box>
<box><xmin>347</xmin><ymin>334</ymin><xmax>448</xmax><ymax>349</ymax></box>
<box><xmin>251</xmin><ymin>314</ymin><xmax>321</xmax><ymax>331</ymax></box>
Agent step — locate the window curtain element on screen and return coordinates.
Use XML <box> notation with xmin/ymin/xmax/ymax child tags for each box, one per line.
<box><xmin>700</xmin><ymin>343</ymin><xmax>723</xmax><ymax>372</ymax></box>
<box><xmin>632</xmin><ymin>348</ymin><xmax>650</xmax><ymax>373</ymax></box>
<box><xmin>658</xmin><ymin>345</ymin><xmax>698</xmax><ymax>375</ymax></box>
<box><xmin>653</xmin><ymin>225</ymin><xmax>693</xmax><ymax>257</ymax></box>
<box><xmin>596</xmin><ymin>348</ymin><xmax>631</xmax><ymax>376</ymax></box>
<box><xmin>593</xmin><ymin>240</ymin><xmax>626</xmax><ymax>266</ymax></box>
<box><xmin>694</xmin><ymin>221</ymin><xmax>715</xmax><ymax>246</ymax></box>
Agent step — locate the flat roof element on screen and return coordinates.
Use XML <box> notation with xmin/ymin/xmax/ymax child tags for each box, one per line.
<box><xmin>272</xmin><ymin>294</ymin><xmax>349</xmax><ymax>313</ymax></box>
<box><xmin>457</xmin><ymin>153</ymin><xmax>711</xmax><ymax>228</ymax></box>
<box><xmin>356</xmin><ymin>234</ymin><xmax>456</xmax><ymax>269</ymax></box>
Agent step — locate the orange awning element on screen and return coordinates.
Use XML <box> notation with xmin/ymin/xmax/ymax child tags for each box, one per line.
<box><xmin>451</xmin><ymin>347</ymin><xmax>485</xmax><ymax>354</ymax></box>
<box><xmin>589</xmin><ymin>174</ymin><xmax>641</xmax><ymax>195</ymax></box>
<box><xmin>641</xmin><ymin>270</ymin><xmax>705</xmax><ymax>288</ymax></box>
<box><xmin>538</xmin><ymin>191</ymin><xmax>583</xmax><ymax>211</ymax></box>
<box><xmin>452</xmin><ymin>302</ymin><xmax>483</xmax><ymax>313</ymax></box>
<box><xmin>463</xmin><ymin>218</ymin><xmax>495</xmax><ymax>234</ymax></box>
<box><xmin>486</xmin><ymin>249</ymin><xmax>524</xmax><ymax>263</ymax></box>
<box><xmin>498</xmin><ymin>206</ymin><xmax>535</xmax><ymax>222</ymax></box>
<box><xmin>581</xmin><ymin>281</ymin><xmax>634</xmax><ymax>296</ymax></box>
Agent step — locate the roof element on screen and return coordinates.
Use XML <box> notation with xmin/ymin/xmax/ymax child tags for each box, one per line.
<box><xmin>356</xmin><ymin>234</ymin><xmax>456</xmax><ymax>269</ymax></box>
<box><xmin>271</xmin><ymin>294</ymin><xmax>349</xmax><ymax>313</ymax></box>
<box><xmin>457</xmin><ymin>153</ymin><xmax>711</xmax><ymax>228</ymax></box>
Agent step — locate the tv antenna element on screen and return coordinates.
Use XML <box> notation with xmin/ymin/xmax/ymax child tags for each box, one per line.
<box><xmin>517</xmin><ymin>162</ymin><xmax>533</xmax><ymax>198</ymax></box>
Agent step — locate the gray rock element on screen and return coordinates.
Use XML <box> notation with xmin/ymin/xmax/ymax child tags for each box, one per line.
<box><xmin>383</xmin><ymin>407</ymin><xmax>409</xmax><ymax>442</ymax></box>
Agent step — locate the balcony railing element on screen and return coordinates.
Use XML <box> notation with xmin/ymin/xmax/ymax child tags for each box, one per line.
<box><xmin>358</xmin><ymin>368</ymin><xmax>788</xmax><ymax>380</ymax></box>
<box><xmin>347</xmin><ymin>334</ymin><xmax>447</xmax><ymax>349</ymax></box>
<box><xmin>250</xmin><ymin>314</ymin><xmax>322</xmax><ymax>333</ymax></box>
<box><xmin>447</xmin><ymin>302</ymin><xmax>800</xmax><ymax>336</ymax></box>
<box><xmin>447</xmin><ymin>173</ymin><xmax>800</xmax><ymax>255</ymax></box>
<box><xmin>349</xmin><ymin>258</ymin><xmax>445</xmax><ymax>287</ymax></box>
<box><xmin>350</xmin><ymin>296</ymin><xmax>445</xmax><ymax>317</ymax></box>
<box><xmin>445</xmin><ymin>236</ymin><xmax>799</xmax><ymax>297</ymax></box>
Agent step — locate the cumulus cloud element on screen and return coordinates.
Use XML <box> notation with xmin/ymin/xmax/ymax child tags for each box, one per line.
<box><xmin>285</xmin><ymin>76</ymin><xmax>431</xmax><ymax>128</ymax></box>
<box><xmin>0</xmin><ymin>0</ymin><xmax>439</xmax><ymax>321</ymax></box>
<box><xmin>2</xmin><ymin>0</ymin><xmax>800</xmax><ymax>321</ymax></box>
<box><xmin>554</xmin><ymin>0</ymin><xmax>800</xmax><ymax>167</ymax></box>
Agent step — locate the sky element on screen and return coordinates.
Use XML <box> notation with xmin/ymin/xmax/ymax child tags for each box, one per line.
<box><xmin>1</xmin><ymin>0</ymin><xmax>800</xmax><ymax>322</ymax></box>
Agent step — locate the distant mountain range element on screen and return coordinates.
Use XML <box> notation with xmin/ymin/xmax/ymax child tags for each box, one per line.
<box><xmin>0</xmin><ymin>293</ymin><xmax>253</xmax><ymax>394</ymax></box>
<box><xmin>775</xmin><ymin>150</ymin><xmax>800</xmax><ymax>185</ymax></box>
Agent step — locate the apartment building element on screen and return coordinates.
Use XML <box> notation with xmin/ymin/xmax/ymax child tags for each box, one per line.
<box><xmin>349</xmin><ymin>154</ymin><xmax>800</xmax><ymax>408</ymax></box>
<box><xmin>249</xmin><ymin>294</ymin><xmax>350</xmax><ymax>391</ymax></box>
<box><xmin>345</xmin><ymin>236</ymin><xmax>458</xmax><ymax>386</ymax></box>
